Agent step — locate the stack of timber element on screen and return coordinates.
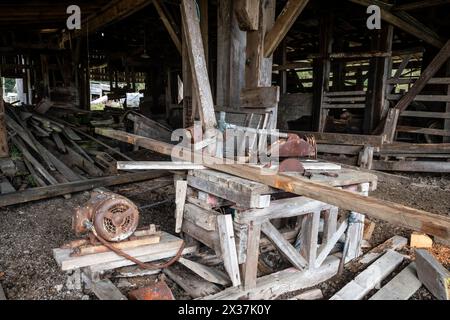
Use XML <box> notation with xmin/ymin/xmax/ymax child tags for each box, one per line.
<box><xmin>0</xmin><ymin>103</ymin><xmax>171</xmax><ymax>207</ymax></box>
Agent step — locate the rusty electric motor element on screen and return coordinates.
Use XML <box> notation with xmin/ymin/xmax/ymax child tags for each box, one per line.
<box><xmin>73</xmin><ymin>189</ymin><xmax>140</xmax><ymax>242</ymax></box>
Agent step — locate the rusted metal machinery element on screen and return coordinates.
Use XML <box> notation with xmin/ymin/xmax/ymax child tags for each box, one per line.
<box><xmin>269</xmin><ymin>133</ymin><xmax>317</xmax><ymax>173</ymax></box>
<box><xmin>73</xmin><ymin>189</ymin><xmax>140</xmax><ymax>242</ymax></box>
<box><xmin>71</xmin><ymin>189</ymin><xmax>185</xmax><ymax>271</ymax></box>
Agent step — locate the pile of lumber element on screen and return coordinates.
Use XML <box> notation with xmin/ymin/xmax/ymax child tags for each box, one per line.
<box><xmin>0</xmin><ymin>103</ymin><xmax>170</xmax><ymax>206</ymax></box>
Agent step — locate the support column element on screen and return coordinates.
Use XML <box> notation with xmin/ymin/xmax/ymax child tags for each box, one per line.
<box><xmin>0</xmin><ymin>72</ymin><xmax>9</xmax><ymax>158</ymax></box>
<box><xmin>364</xmin><ymin>25</ymin><xmax>394</xmax><ymax>134</ymax></box>
<box><xmin>217</xmin><ymin>0</ymin><xmax>246</xmax><ymax>109</ymax></box>
<box><xmin>312</xmin><ymin>14</ymin><xmax>333</xmax><ymax>132</ymax></box>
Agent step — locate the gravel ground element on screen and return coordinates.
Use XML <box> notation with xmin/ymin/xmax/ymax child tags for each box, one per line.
<box><xmin>0</xmin><ymin>172</ymin><xmax>449</xmax><ymax>300</ymax></box>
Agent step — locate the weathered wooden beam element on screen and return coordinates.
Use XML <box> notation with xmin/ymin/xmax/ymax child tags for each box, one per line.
<box><xmin>349</xmin><ymin>0</ymin><xmax>445</xmax><ymax>48</ymax></box>
<box><xmin>61</xmin><ymin>0</ymin><xmax>153</xmax><ymax>43</ymax></box>
<box><xmin>181</xmin><ymin>0</ymin><xmax>217</xmax><ymax>130</ymax></box>
<box><xmin>152</xmin><ymin>0</ymin><xmax>181</xmax><ymax>54</ymax></box>
<box><xmin>235</xmin><ymin>0</ymin><xmax>260</xmax><ymax>31</ymax></box>
<box><xmin>263</xmin><ymin>0</ymin><xmax>309</xmax><ymax>57</ymax></box>
<box><xmin>415</xmin><ymin>249</ymin><xmax>450</xmax><ymax>300</ymax></box>
<box><xmin>95</xmin><ymin>128</ymin><xmax>450</xmax><ymax>240</ymax></box>
<box><xmin>0</xmin><ymin>170</ymin><xmax>169</xmax><ymax>207</ymax></box>
<box><xmin>0</xmin><ymin>75</ymin><xmax>8</xmax><ymax>158</ymax></box>
<box><xmin>394</xmin><ymin>0</ymin><xmax>450</xmax><ymax>11</ymax></box>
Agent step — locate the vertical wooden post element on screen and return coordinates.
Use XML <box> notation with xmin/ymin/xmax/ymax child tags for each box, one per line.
<box><xmin>280</xmin><ymin>39</ymin><xmax>287</xmax><ymax>94</ymax></box>
<box><xmin>217</xmin><ymin>0</ymin><xmax>246</xmax><ymax>109</ymax></box>
<box><xmin>444</xmin><ymin>61</ymin><xmax>450</xmax><ymax>142</ymax></box>
<box><xmin>0</xmin><ymin>72</ymin><xmax>9</xmax><ymax>158</ymax></box>
<box><xmin>364</xmin><ymin>25</ymin><xmax>394</xmax><ymax>133</ymax></box>
<box><xmin>297</xmin><ymin>210</ymin><xmax>320</xmax><ymax>268</ymax></box>
<box><xmin>346</xmin><ymin>183</ymin><xmax>369</xmax><ymax>261</ymax></box>
<box><xmin>312</xmin><ymin>14</ymin><xmax>333</xmax><ymax>132</ymax></box>
<box><xmin>182</xmin><ymin>26</ymin><xmax>195</xmax><ymax>128</ymax></box>
<box><xmin>242</xmin><ymin>221</ymin><xmax>261</xmax><ymax>290</ymax></box>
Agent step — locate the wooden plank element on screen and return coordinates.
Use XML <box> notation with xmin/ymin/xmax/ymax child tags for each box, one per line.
<box><xmin>297</xmin><ymin>210</ymin><xmax>320</xmax><ymax>266</ymax></box>
<box><xmin>286</xmin><ymin>130</ymin><xmax>383</xmax><ymax>146</ymax></box>
<box><xmin>396</xmin><ymin>125</ymin><xmax>450</xmax><ymax>137</ymax></box>
<box><xmin>0</xmin><ymin>171</ymin><xmax>169</xmax><ymax>207</ymax></box>
<box><xmin>400</xmin><ymin>111</ymin><xmax>450</xmax><ymax>119</ymax></box>
<box><xmin>379</xmin><ymin>143</ymin><xmax>450</xmax><ymax>154</ymax></box>
<box><xmin>0</xmin><ymin>77</ymin><xmax>8</xmax><ymax>158</ymax></box>
<box><xmin>240</xmin><ymin>86</ymin><xmax>280</xmax><ymax>109</ymax></box>
<box><xmin>394</xmin><ymin>0</ymin><xmax>450</xmax><ymax>11</ymax></box>
<box><xmin>289</xmin><ymin>288</ymin><xmax>323</xmax><ymax>300</ymax></box>
<box><xmin>164</xmin><ymin>263</ymin><xmax>220</xmax><ymax>298</ymax></box>
<box><xmin>181</xmin><ymin>0</ymin><xmax>217</xmax><ymax>130</ymax></box>
<box><xmin>415</xmin><ymin>248</ymin><xmax>450</xmax><ymax>300</ymax></box>
<box><xmin>322</xmin><ymin>207</ymin><xmax>338</xmax><ymax>243</ymax></box>
<box><xmin>351</xmin><ymin>236</ymin><xmax>407</xmax><ymax>268</ymax></box>
<box><xmin>261</xmin><ymin>221</ymin><xmax>307</xmax><ymax>269</ymax></box>
<box><xmin>389</xmin><ymin>94</ymin><xmax>450</xmax><ymax>102</ymax></box>
<box><xmin>175</xmin><ymin>180</ymin><xmax>188</xmax><ymax>233</ymax></box>
<box><xmin>330</xmin><ymin>250</ymin><xmax>404</xmax><ymax>300</ymax></box>
<box><xmin>349</xmin><ymin>0</ymin><xmax>444</xmax><ymax>48</ymax></box>
<box><xmin>236</xmin><ymin>196</ymin><xmax>330</xmax><ymax>224</ymax></box>
<box><xmin>369</xmin><ymin>263</ymin><xmax>422</xmax><ymax>300</ymax></box>
<box><xmin>263</xmin><ymin>0</ymin><xmax>310</xmax><ymax>57</ymax></box>
<box><xmin>201</xmin><ymin>255</ymin><xmax>340</xmax><ymax>300</ymax></box>
<box><xmin>217</xmin><ymin>214</ymin><xmax>241</xmax><ymax>287</ymax></box>
<box><xmin>394</xmin><ymin>40</ymin><xmax>450</xmax><ymax>112</ymax></box>
<box><xmin>118</xmin><ymin>161</ymin><xmax>206</xmax><ymax>170</ymax></box>
<box><xmin>178</xmin><ymin>257</ymin><xmax>230</xmax><ymax>286</ymax></box>
<box><xmin>95</xmin><ymin>129</ymin><xmax>450</xmax><ymax>240</ymax></box>
<box><xmin>58</xmin><ymin>234</ymin><xmax>196</xmax><ymax>273</ymax></box>
<box><xmin>183</xmin><ymin>202</ymin><xmax>218</xmax><ymax>231</ymax></box>
<box><xmin>82</xmin><ymin>275</ymin><xmax>127</xmax><ymax>300</ymax></box>
<box><xmin>187</xmin><ymin>175</ymin><xmax>270</xmax><ymax>209</ymax></box>
<box><xmin>234</xmin><ymin>0</ymin><xmax>260</xmax><ymax>31</ymax></box>
<box><xmin>182</xmin><ymin>219</ymin><xmax>221</xmax><ymax>253</ymax></box>
<box><xmin>0</xmin><ymin>283</ymin><xmax>6</xmax><ymax>300</ymax></box>
<box><xmin>152</xmin><ymin>0</ymin><xmax>181</xmax><ymax>54</ymax></box>
<box><xmin>372</xmin><ymin>160</ymin><xmax>450</xmax><ymax>173</ymax></box>
<box><xmin>242</xmin><ymin>222</ymin><xmax>261</xmax><ymax>290</ymax></box>
<box><xmin>315</xmin><ymin>217</ymin><xmax>348</xmax><ymax>268</ymax></box>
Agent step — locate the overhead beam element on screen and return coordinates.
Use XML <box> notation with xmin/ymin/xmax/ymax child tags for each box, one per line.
<box><xmin>152</xmin><ymin>0</ymin><xmax>182</xmax><ymax>54</ymax></box>
<box><xmin>61</xmin><ymin>0</ymin><xmax>153</xmax><ymax>43</ymax></box>
<box><xmin>263</xmin><ymin>0</ymin><xmax>309</xmax><ymax>58</ymax></box>
<box><xmin>393</xmin><ymin>0</ymin><xmax>450</xmax><ymax>11</ymax></box>
<box><xmin>349</xmin><ymin>0</ymin><xmax>445</xmax><ymax>48</ymax></box>
<box><xmin>96</xmin><ymin>128</ymin><xmax>450</xmax><ymax>240</ymax></box>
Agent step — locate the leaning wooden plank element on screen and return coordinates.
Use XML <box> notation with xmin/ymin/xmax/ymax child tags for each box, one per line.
<box><xmin>264</xmin><ymin>0</ymin><xmax>310</xmax><ymax>57</ymax></box>
<box><xmin>81</xmin><ymin>274</ymin><xmax>127</xmax><ymax>300</ymax></box>
<box><xmin>118</xmin><ymin>161</ymin><xmax>206</xmax><ymax>170</ymax></box>
<box><xmin>415</xmin><ymin>249</ymin><xmax>450</xmax><ymax>300</ymax></box>
<box><xmin>394</xmin><ymin>40</ymin><xmax>450</xmax><ymax>112</ymax></box>
<box><xmin>217</xmin><ymin>215</ymin><xmax>241</xmax><ymax>287</ymax></box>
<box><xmin>178</xmin><ymin>257</ymin><xmax>230</xmax><ymax>286</ymax></box>
<box><xmin>330</xmin><ymin>250</ymin><xmax>404</xmax><ymax>300</ymax></box>
<box><xmin>11</xmin><ymin>136</ymin><xmax>58</xmax><ymax>185</ymax></box>
<box><xmin>175</xmin><ymin>180</ymin><xmax>188</xmax><ymax>233</ymax></box>
<box><xmin>369</xmin><ymin>263</ymin><xmax>422</xmax><ymax>300</ymax></box>
<box><xmin>261</xmin><ymin>221</ymin><xmax>308</xmax><ymax>269</ymax></box>
<box><xmin>0</xmin><ymin>171</ymin><xmax>169</xmax><ymax>207</ymax></box>
<box><xmin>201</xmin><ymin>255</ymin><xmax>340</xmax><ymax>300</ymax></box>
<box><xmin>351</xmin><ymin>236</ymin><xmax>408</xmax><ymax>269</ymax></box>
<box><xmin>95</xmin><ymin>129</ymin><xmax>450</xmax><ymax>240</ymax></box>
<box><xmin>164</xmin><ymin>263</ymin><xmax>220</xmax><ymax>298</ymax></box>
<box><xmin>0</xmin><ymin>283</ymin><xmax>6</xmax><ymax>300</ymax></box>
<box><xmin>180</xmin><ymin>0</ymin><xmax>217</xmax><ymax>130</ymax></box>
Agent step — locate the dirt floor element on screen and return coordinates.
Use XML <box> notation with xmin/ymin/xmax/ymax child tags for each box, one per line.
<box><xmin>0</xmin><ymin>170</ymin><xmax>449</xmax><ymax>300</ymax></box>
